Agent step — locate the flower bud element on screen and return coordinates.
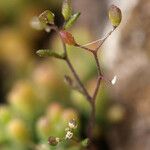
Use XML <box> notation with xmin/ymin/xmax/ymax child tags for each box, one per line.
<box><xmin>36</xmin><ymin>49</ymin><xmax>51</xmax><ymax>57</ymax></box>
<box><xmin>48</xmin><ymin>136</ymin><xmax>60</xmax><ymax>146</ymax></box>
<box><xmin>108</xmin><ymin>5</ymin><xmax>122</xmax><ymax>27</ymax></box>
<box><xmin>62</xmin><ymin>0</ymin><xmax>72</xmax><ymax>21</ymax></box>
<box><xmin>39</xmin><ymin>10</ymin><xmax>55</xmax><ymax>25</ymax></box>
<box><xmin>36</xmin><ymin>49</ymin><xmax>65</xmax><ymax>59</ymax></box>
<box><xmin>59</xmin><ymin>30</ymin><xmax>76</xmax><ymax>45</ymax></box>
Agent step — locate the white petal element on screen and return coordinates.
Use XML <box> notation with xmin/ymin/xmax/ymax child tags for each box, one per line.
<box><xmin>111</xmin><ymin>76</ymin><xmax>117</xmax><ymax>85</ymax></box>
<box><xmin>65</xmin><ymin>131</ymin><xmax>73</xmax><ymax>139</ymax></box>
<box><xmin>45</xmin><ymin>26</ymin><xmax>51</xmax><ymax>32</ymax></box>
<box><xmin>30</xmin><ymin>17</ymin><xmax>43</xmax><ymax>30</ymax></box>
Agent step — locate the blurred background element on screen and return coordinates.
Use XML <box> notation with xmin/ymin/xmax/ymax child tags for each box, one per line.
<box><xmin>0</xmin><ymin>0</ymin><xmax>150</xmax><ymax>150</ymax></box>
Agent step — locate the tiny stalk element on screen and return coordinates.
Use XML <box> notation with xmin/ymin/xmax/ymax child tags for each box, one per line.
<box><xmin>35</xmin><ymin>1</ymin><xmax>122</xmax><ymax>149</ymax></box>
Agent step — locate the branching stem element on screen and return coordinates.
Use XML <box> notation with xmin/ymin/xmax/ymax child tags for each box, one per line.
<box><xmin>95</xmin><ymin>27</ymin><xmax>116</xmax><ymax>52</ymax></box>
<box><xmin>54</xmin><ymin>26</ymin><xmax>92</xmax><ymax>103</ymax></box>
<box><xmin>52</xmin><ymin>25</ymin><xmax>116</xmax><ymax>148</ymax></box>
<box><xmin>92</xmin><ymin>52</ymin><xmax>102</xmax><ymax>101</ymax></box>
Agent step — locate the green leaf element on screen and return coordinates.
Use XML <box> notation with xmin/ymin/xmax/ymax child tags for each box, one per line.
<box><xmin>36</xmin><ymin>49</ymin><xmax>65</xmax><ymax>59</ymax></box>
<box><xmin>62</xmin><ymin>0</ymin><xmax>72</xmax><ymax>21</ymax></box>
<box><xmin>64</xmin><ymin>12</ymin><xmax>81</xmax><ymax>29</ymax></box>
<box><xmin>39</xmin><ymin>10</ymin><xmax>55</xmax><ymax>25</ymax></box>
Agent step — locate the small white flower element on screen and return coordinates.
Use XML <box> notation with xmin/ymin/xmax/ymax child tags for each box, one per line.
<box><xmin>111</xmin><ymin>75</ymin><xmax>117</xmax><ymax>85</ymax></box>
<box><xmin>45</xmin><ymin>26</ymin><xmax>51</xmax><ymax>33</ymax></box>
<box><xmin>55</xmin><ymin>137</ymin><xmax>60</xmax><ymax>143</ymax></box>
<box><xmin>68</xmin><ymin>119</ymin><xmax>77</xmax><ymax>129</ymax></box>
<box><xmin>65</xmin><ymin>131</ymin><xmax>73</xmax><ymax>139</ymax></box>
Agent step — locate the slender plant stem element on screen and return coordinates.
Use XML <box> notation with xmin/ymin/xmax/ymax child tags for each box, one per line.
<box><xmin>65</xmin><ymin>57</ymin><xmax>92</xmax><ymax>102</ymax></box>
<box><xmin>93</xmin><ymin>53</ymin><xmax>101</xmax><ymax>76</ymax></box>
<box><xmin>92</xmin><ymin>53</ymin><xmax>103</xmax><ymax>100</ymax></box>
<box><xmin>54</xmin><ymin>26</ymin><xmax>92</xmax><ymax>103</ymax></box>
<box><xmin>76</xmin><ymin>44</ymin><xmax>94</xmax><ymax>53</ymax></box>
<box><xmin>87</xmin><ymin>52</ymin><xmax>103</xmax><ymax>144</ymax></box>
<box><xmin>95</xmin><ymin>27</ymin><xmax>116</xmax><ymax>52</ymax></box>
<box><xmin>87</xmin><ymin>102</ymin><xmax>96</xmax><ymax>142</ymax></box>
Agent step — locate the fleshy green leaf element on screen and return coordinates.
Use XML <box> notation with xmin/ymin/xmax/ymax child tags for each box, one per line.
<box><xmin>64</xmin><ymin>12</ymin><xmax>81</xmax><ymax>29</ymax></box>
<box><xmin>36</xmin><ymin>49</ymin><xmax>65</xmax><ymax>59</ymax></box>
<box><xmin>62</xmin><ymin>0</ymin><xmax>72</xmax><ymax>21</ymax></box>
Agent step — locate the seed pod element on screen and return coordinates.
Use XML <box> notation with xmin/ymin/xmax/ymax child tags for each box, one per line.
<box><xmin>59</xmin><ymin>30</ymin><xmax>76</xmax><ymax>45</ymax></box>
<box><xmin>62</xmin><ymin>0</ymin><xmax>72</xmax><ymax>21</ymax></box>
<box><xmin>108</xmin><ymin>5</ymin><xmax>122</xmax><ymax>27</ymax></box>
<box><xmin>64</xmin><ymin>12</ymin><xmax>81</xmax><ymax>29</ymax></box>
<box><xmin>39</xmin><ymin>10</ymin><xmax>55</xmax><ymax>25</ymax></box>
<box><xmin>48</xmin><ymin>136</ymin><xmax>60</xmax><ymax>146</ymax></box>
